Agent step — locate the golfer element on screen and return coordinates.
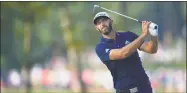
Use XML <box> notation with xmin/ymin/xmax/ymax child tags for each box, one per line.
<box><xmin>94</xmin><ymin>12</ymin><xmax>158</xmax><ymax>93</ymax></box>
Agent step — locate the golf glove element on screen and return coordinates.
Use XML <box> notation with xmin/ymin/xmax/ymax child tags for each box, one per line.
<box><xmin>149</xmin><ymin>23</ymin><xmax>158</xmax><ymax>36</ymax></box>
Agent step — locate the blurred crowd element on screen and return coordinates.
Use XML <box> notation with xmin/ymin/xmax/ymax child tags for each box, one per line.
<box><xmin>1</xmin><ymin>29</ymin><xmax>186</xmax><ymax>93</ymax></box>
<box><xmin>147</xmin><ymin>68</ymin><xmax>186</xmax><ymax>93</ymax></box>
<box><xmin>1</xmin><ymin>46</ymin><xmax>186</xmax><ymax>93</ymax></box>
<box><xmin>1</xmin><ymin>63</ymin><xmax>186</xmax><ymax>93</ymax></box>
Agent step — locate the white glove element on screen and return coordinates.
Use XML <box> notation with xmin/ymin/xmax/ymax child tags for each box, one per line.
<box><xmin>149</xmin><ymin>22</ymin><xmax>158</xmax><ymax>36</ymax></box>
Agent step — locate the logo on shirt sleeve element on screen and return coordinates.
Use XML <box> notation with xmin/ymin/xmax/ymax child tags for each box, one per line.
<box><xmin>125</xmin><ymin>40</ymin><xmax>130</xmax><ymax>45</ymax></box>
<box><xmin>105</xmin><ymin>49</ymin><xmax>110</xmax><ymax>53</ymax></box>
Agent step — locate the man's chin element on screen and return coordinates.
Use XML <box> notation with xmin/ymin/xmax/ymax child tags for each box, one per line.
<box><xmin>103</xmin><ymin>31</ymin><xmax>110</xmax><ymax>35</ymax></box>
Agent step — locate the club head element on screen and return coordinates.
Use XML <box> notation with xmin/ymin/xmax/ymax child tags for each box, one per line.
<box><xmin>93</xmin><ymin>5</ymin><xmax>100</xmax><ymax>14</ymax></box>
<box><xmin>94</xmin><ymin>5</ymin><xmax>100</xmax><ymax>8</ymax></box>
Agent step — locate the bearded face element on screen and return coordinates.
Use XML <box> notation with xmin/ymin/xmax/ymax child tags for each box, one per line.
<box><xmin>95</xmin><ymin>16</ymin><xmax>113</xmax><ymax>35</ymax></box>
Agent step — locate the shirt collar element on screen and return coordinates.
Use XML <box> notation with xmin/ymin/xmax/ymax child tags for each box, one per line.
<box><xmin>100</xmin><ymin>32</ymin><xmax>119</xmax><ymax>43</ymax></box>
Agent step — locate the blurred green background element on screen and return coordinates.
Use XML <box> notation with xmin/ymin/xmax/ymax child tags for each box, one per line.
<box><xmin>1</xmin><ymin>2</ymin><xmax>186</xmax><ymax>93</ymax></box>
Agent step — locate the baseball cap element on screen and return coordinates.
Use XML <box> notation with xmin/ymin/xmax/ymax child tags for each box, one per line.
<box><xmin>93</xmin><ymin>12</ymin><xmax>111</xmax><ymax>25</ymax></box>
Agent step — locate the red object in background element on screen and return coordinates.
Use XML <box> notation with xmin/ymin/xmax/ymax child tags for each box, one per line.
<box><xmin>82</xmin><ymin>69</ymin><xmax>93</xmax><ymax>86</ymax></box>
<box><xmin>1</xmin><ymin>80</ymin><xmax>7</xmax><ymax>88</ymax></box>
<box><xmin>151</xmin><ymin>80</ymin><xmax>158</xmax><ymax>89</ymax></box>
<box><xmin>1</xmin><ymin>80</ymin><xmax>4</xmax><ymax>88</ymax></box>
<box><xmin>42</xmin><ymin>69</ymin><xmax>49</xmax><ymax>86</ymax></box>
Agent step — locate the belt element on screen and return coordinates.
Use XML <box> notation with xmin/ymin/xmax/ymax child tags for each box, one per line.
<box><xmin>116</xmin><ymin>87</ymin><xmax>138</xmax><ymax>93</ymax></box>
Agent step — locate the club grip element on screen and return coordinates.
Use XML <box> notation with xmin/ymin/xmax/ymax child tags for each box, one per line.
<box><xmin>138</xmin><ymin>20</ymin><xmax>142</xmax><ymax>23</ymax></box>
<box><xmin>139</xmin><ymin>21</ymin><xmax>158</xmax><ymax>29</ymax></box>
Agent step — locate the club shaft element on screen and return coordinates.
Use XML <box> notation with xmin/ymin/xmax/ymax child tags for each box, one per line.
<box><xmin>98</xmin><ymin>6</ymin><xmax>141</xmax><ymax>23</ymax></box>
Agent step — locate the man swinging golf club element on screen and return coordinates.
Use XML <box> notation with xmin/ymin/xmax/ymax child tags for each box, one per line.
<box><xmin>94</xmin><ymin>12</ymin><xmax>158</xmax><ymax>93</ymax></box>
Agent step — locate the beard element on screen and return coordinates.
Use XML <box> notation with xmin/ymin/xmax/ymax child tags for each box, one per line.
<box><xmin>100</xmin><ymin>22</ymin><xmax>112</xmax><ymax>35</ymax></box>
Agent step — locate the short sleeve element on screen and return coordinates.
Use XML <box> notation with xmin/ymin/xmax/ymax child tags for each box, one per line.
<box><xmin>127</xmin><ymin>31</ymin><xmax>139</xmax><ymax>41</ymax></box>
<box><xmin>127</xmin><ymin>31</ymin><xmax>144</xmax><ymax>48</ymax></box>
<box><xmin>95</xmin><ymin>44</ymin><xmax>111</xmax><ymax>62</ymax></box>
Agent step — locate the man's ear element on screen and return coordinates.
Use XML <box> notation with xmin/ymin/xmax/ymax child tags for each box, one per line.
<box><xmin>111</xmin><ymin>19</ymin><xmax>113</xmax><ymax>23</ymax></box>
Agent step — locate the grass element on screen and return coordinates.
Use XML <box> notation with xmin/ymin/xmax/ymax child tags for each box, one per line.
<box><xmin>2</xmin><ymin>87</ymin><xmax>185</xmax><ymax>93</ymax></box>
<box><xmin>1</xmin><ymin>88</ymin><xmax>115</xmax><ymax>93</ymax></box>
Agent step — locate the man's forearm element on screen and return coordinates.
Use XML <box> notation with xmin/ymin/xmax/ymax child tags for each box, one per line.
<box><xmin>120</xmin><ymin>34</ymin><xmax>146</xmax><ymax>57</ymax></box>
<box><xmin>150</xmin><ymin>36</ymin><xmax>158</xmax><ymax>53</ymax></box>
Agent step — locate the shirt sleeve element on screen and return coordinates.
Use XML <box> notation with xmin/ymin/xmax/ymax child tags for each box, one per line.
<box><xmin>127</xmin><ymin>31</ymin><xmax>144</xmax><ymax>47</ymax></box>
<box><xmin>95</xmin><ymin>44</ymin><xmax>111</xmax><ymax>62</ymax></box>
<box><xmin>127</xmin><ymin>31</ymin><xmax>139</xmax><ymax>41</ymax></box>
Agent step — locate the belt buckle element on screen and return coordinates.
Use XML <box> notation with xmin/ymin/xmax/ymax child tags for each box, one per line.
<box><xmin>129</xmin><ymin>87</ymin><xmax>138</xmax><ymax>93</ymax></box>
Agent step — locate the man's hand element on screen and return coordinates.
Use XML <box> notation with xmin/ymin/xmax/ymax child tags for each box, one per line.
<box><xmin>139</xmin><ymin>21</ymin><xmax>158</xmax><ymax>54</ymax></box>
<box><xmin>141</xmin><ymin>21</ymin><xmax>151</xmax><ymax>36</ymax></box>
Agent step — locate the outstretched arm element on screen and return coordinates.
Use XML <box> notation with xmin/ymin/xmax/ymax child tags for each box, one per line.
<box><xmin>109</xmin><ymin>21</ymin><xmax>151</xmax><ymax>60</ymax></box>
<box><xmin>109</xmin><ymin>34</ymin><xmax>147</xmax><ymax>60</ymax></box>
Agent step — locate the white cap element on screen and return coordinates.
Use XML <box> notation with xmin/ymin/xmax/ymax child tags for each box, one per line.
<box><xmin>93</xmin><ymin>12</ymin><xmax>111</xmax><ymax>24</ymax></box>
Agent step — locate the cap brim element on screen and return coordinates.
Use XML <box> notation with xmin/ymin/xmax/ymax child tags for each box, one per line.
<box><xmin>93</xmin><ymin>16</ymin><xmax>111</xmax><ymax>25</ymax></box>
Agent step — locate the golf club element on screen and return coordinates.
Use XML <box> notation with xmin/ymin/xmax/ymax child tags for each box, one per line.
<box><xmin>93</xmin><ymin>5</ymin><xmax>158</xmax><ymax>30</ymax></box>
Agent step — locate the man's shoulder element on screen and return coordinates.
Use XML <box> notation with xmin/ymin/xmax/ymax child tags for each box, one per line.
<box><xmin>117</xmin><ymin>31</ymin><xmax>138</xmax><ymax>37</ymax></box>
<box><xmin>95</xmin><ymin>42</ymin><xmax>112</xmax><ymax>55</ymax></box>
<box><xmin>95</xmin><ymin>42</ymin><xmax>106</xmax><ymax>50</ymax></box>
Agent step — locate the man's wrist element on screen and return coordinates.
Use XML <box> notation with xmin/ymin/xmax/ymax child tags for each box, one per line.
<box><xmin>150</xmin><ymin>36</ymin><xmax>157</xmax><ymax>42</ymax></box>
<box><xmin>140</xmin><ymin>33</ymin><xmax>147</xmax><ymax>38</ymax></box>
<box><xmin>151</xmin><ymin>36</ymin><xmax>157</xmax><ymax>38</ymax></box>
